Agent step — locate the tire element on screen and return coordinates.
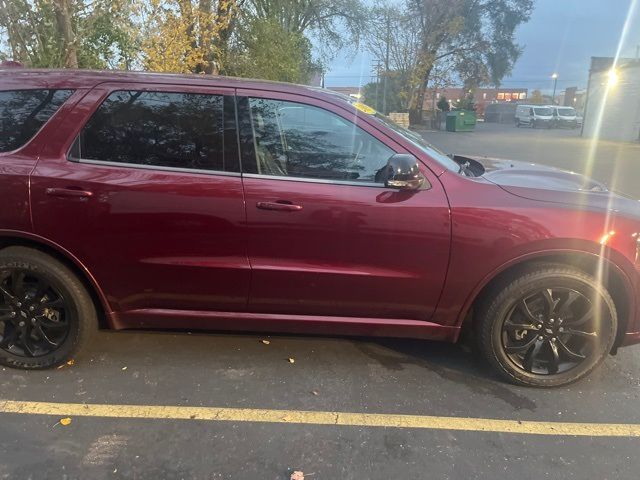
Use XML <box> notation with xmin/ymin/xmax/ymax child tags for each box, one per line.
<box><xmin>476</xmin><ymin>265</ymin><xmax>617</xmax><ymax>387</ymax></box>
<box><xmin>0</xmin><ymin>247</ymin><xmax>97</xmax><ymax>369</ymax></box>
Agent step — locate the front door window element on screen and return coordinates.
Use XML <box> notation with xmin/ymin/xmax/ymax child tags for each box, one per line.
<box><xmin>244</xmin><ymin>98</ymin><xmax>394</xmax><ymax>183</ymax></box>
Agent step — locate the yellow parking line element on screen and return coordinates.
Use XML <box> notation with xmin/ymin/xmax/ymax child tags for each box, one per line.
<box><xmin>2</xmin><ymin>399</ymin><xmax>640</xmax><ymax>437</ymax></box>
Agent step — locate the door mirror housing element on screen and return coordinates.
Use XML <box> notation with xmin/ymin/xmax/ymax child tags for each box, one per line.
<box><xmin>378</xmin><ymin>154</ymin><xmax>426</xmax><ymax>190</ymax></box>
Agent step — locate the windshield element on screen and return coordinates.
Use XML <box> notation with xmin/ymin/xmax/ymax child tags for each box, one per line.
<box><xmin>557</xmin><ymin>108</ymin><xmax>576</xmax><ymax>117</ymax></box>
<box><xmin>366</xmin><ymin>111</ymin><xmax>461</xmax><ymax>173</ymax></box>
<box><xmin>534</xmin><ymin>107</ymin><xmax>553</xmax><ymax>116</ymax></box>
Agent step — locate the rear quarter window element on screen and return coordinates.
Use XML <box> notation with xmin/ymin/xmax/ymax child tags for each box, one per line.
<box><xmin>0</xmin><ymin>89</ymin><xmax>74</xmax><ymax>153</ymax></box>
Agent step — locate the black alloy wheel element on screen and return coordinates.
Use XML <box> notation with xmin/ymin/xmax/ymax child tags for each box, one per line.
<box><xmin>0</xmin><ymin>269</ymin><xmax>71</xmax><ymax>357</ymax></box>
<box><xmin>0</xmin><ymin>247</ymin><xmax>97</xmax><ymax>369</ymax></box>
<box><xmin>501</xmin><ymin>287</ymin><xmax>601</xmax><ymax>375</ymax></box>
<box><xmin>477</xmin><ymin>265</ymin><xmax>617</xmax><ymax>387</ymax></box>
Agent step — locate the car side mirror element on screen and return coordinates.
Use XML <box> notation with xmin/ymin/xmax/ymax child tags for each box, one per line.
<box><xmin>378</xmin><ymin>154</ymin><xmax>426</xmax><ymax>190</ymax></box>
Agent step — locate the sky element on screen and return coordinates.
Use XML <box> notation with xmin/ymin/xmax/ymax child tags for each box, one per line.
<box><xmin>324</xmin><ymin>0</ymin><xmax>640</xmax><ymax>93</ymax></box>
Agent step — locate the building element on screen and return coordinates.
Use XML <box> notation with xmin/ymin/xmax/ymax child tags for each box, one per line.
<box><xmin>582</xmin><ymin>56</ymin><xmax>640</xmax><ymax>142</ymax></box>
<box><xmin>423</xmin><ymin>87</ymin><xmax>528</xmax><ymax>116</ymax></box>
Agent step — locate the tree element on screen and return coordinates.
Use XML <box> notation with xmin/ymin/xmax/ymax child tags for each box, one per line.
<box><xmin>362</xmin><ymin>71</ymin><xmax>408</xmax><ymax>114</ymax></box>
<box><xmin>141</xmin><ymin>0</ymin><xmax>239</xmax><ymax>73</ymax></box>
<box><xmin>457</xmin><ymin>92</ymin><xmax>475</xmax><ymax>111</ymax></box>
<box><xmin>529</xmin><ymin>89</ymin><xmax>545</xmax><ymax>105</ymax></box>
<box><xmin>0</xmin><ymin>0</ymin><xmax>138</xmax><ymax>69</ymax></box>
<box><xmin>405</xmin><ymin>0</ymin><xmax>533</xmax><ymax>124</ymax></box>
<box><xmin>364</xmin><ymin>5</ymin><xmax>420</xmax><ymax>115</ymax></box>
<box><xmin>246</xmin><ymin>0</ymin><xmax>366</xmax><ymax>59</ymax></box>
<box><xmin>227</xmin><ymin>17</ymin><xmax>320</xmax><ymax>83</ymax></box>
<box><xmin>52</xmin><ymin>0</ymin><xmax>78</xmax><ymax>67</ymax></box>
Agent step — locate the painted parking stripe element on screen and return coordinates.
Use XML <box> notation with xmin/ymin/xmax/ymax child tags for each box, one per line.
<box><xmin>2</xmin><ymin>399</ymin><xmax>640</xmax><ymax>437</ymax></box>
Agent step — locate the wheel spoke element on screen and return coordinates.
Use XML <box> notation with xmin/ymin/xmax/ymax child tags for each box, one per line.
<box><xmin>41</xmin><ymin>297</ymin><xmax>64</xmax><ymax>308</ymax></box>
<box><xmin>19</xmin><ymin>330</ymin><xmax>36</xmax><ymax>357</ymax></box>
<box><xmin>565</xmin><ymin>306</ymin><xmax>593</xmax><ymax>327</ymax></box>
<box><xmin>35</xmin><ymin>325</ymin><xmax>60</xmax><ymax>347</ymax></box>
<box><xmin>0</xmin><ymin>285</ymin><xmax>14</xmax><ymax>301</ymax></box>
<box><xmin>504</xmin><ymin>320</ymin><xmax>538</xmax><ymax>332</ymax></box>
<box><xmin>0</xmin><ymin>327</ymin><xmax>18</xmax><ymax>349</ymax></box>
<box><xmin>522</xmin><ymin>339</ymin><xmax>544</xmax><ymax>373</ymax></box>
<box><xmin>557</xmin><ymin>338</ymin><xmax>586</xmax><ymax>361</ymax></box>
<box><xmin>565</xmin><ymin>328</ymin><xmax>598</xmax><ymax>340</ymax></box>
<box><xmin>33</xmin><ymin>279</ymin><xmax>49</xmax><ymax>301</ymax></box>
<box><xmin>541</xmin><ymin>289</ymin><xmax>557</xmax><ymax>316</ymax></box>
<box><xmin>505</xmin><ymin>334</ymin><xmax>538</xmax><ymax>354</ymax></box>
<box><xmin>518</xmin><ymin>299</ymin><xmax>539</xmax><ymax>323</ymax></box>
<box><xmin>548</xmin><ymin>341</ymin><xmax>560</xmax><ymax>374</ymax></box>
<box><xmin>558</xmin><ymin>290</ymin><xmax>581</xmax><ymax>317</ymax></box>
<box><xmin>39</xmin><ymin>318</ymin><xmax>68</xmax><ymax>330</ymax></box>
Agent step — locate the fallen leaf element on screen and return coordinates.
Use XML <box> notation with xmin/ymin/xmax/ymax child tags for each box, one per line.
<box><xmin>290</xmin><ymin>471</ymin><xmax>304</xmax><ymax>480</ymax></box>
<box><xmin>261</xmin><ymin>340</ymin><xmax>270</xmax><ymax>345</ymax></box>
<box><xmin>57</xmin><ymin>359</ymin><xmax>74</xmax><ymax>369</ymax></box>
<box><xmin>288</xmin><ymin>358</ymin><xmax>295</xmax><ymax>364</ymax></box>
<box><xmin>59</xmin><ymin>417</ymin><xmax>72</xmax><ymax>426</ymax></box>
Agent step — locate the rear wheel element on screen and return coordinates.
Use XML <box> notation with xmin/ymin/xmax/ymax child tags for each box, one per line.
<box><xmin>477</xmin><ymin>265</ymin><xmax>617</xmax><ymax>387</ymax></box>
<box><xmin>0</xmin><ymin>247</ymin><xmax>97</xmax><ymax>369</ymax></box>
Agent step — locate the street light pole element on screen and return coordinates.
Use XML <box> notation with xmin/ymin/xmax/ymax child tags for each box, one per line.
<box><xmin>551</xmin><ymin>73</ymin><xmax>558</xmax><ymax>105</ymax></box>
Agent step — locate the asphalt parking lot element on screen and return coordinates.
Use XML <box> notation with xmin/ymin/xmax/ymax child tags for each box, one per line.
<box><xmin>2</xmin><ymin>123</ymin><xmax>640</xmax><ymax>480</ymax></box>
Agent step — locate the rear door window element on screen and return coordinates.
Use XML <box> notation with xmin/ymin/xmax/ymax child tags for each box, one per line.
<box><xmin>0</xmin><ymin>89</ymin><xmax>74</xmax><ymax>153</ymax></box>
<box><xmin>70</xmin><ymin>90</ymin><xmax>239</xmax><ymax>173</ymax></box>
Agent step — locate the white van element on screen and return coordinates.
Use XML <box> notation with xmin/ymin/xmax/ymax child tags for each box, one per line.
<box><xmin>549</xmin><ymin>105</ymin><xmax>579</xmax><ymax>128</ymax></box>
<box><xmin>515</xmin><ymin>104</ymin><xmax>554</xmax><ymax>128</ymax></box>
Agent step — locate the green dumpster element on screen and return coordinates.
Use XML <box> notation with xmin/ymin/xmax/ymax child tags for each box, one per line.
<box><xmin>445</xmin><ymin>110</ymin><xmax>476</xmax><ymax>132</ymax></box>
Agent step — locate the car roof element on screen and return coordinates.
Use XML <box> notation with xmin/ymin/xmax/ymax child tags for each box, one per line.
<box><xmin>0</xmin><ymin>68</ymin><xmax>350</xmax><ymax>106</ymax></box>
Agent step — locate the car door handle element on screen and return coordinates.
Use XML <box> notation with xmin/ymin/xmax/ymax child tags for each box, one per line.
<box><xmin>45</xmin><ymin>187</ymin><xmax>93</xmax><ymax>198</ymax></box>
<box><xmin>256</xmin><ymin>201</ymin><xmax>302</xmax><ymax>212</ymax></box>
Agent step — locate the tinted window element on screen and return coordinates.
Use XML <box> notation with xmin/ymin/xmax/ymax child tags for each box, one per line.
<box><xmin>72</xmin><ymin>91</ymin><xmax>238</xmax><ymax>172</ymax></box>
<box><xmin>0</xmin><ymin>89</ymin><xmax>73</xmax><ymax>153</ymax></box>
<box><xmin>245</xmin><ymin>98</ymin><xmax>394</xmax><ymax>183</ymax></box>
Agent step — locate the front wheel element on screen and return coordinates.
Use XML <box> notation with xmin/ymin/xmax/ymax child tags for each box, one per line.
<box><xmin>0</xmin><ymin>247</ymin><xmax>97</xmax><ymax>369</ymax></box>
<box><xmin>476</xmin><ymin>266</ymin><xmax>617</xmax><ymax>387</ymax></box>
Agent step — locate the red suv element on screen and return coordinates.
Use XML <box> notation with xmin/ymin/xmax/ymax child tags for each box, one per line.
<box><xmin>1</xmin><ymin>69</ymin><xmax>639</xmax><ymax>387</ymax></box>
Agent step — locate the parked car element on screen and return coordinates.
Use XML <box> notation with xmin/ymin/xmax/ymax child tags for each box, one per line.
<box><xmin>515</xmin><ymin>104</ymin><xmax>554</xmax><ymax>128</ymax></box>
<box><xmin>549</xmin><ymin>106</ymin><xmax>579</xmax><ymax>128</ymax></box>
<box><xmin>1</xmin><ymin>69</ymin><xmax>639</xmax><ymax>387</ymax></box>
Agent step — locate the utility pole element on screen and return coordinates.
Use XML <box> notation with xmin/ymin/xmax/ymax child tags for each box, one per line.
<box><xmin>372</xmin><ymin>60</ymin><xmax>382</xmax><ymax>111</ymax></box>
<box><xmin>382</xmin><ymin>14</ymin><xmax>391</xmax><ymax>115</ymax></box>
<box><xmin>551</xmin><ymin>73</ymin><xmax>558</xmax><ymax>104</ymax></box>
